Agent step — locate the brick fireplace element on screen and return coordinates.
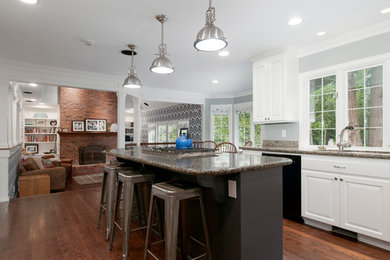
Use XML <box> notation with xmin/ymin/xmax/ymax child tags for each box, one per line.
<box><xmin>59</xmin><ymin>87</ymin><xmax>118</xmax><ymax>175</ymax></box>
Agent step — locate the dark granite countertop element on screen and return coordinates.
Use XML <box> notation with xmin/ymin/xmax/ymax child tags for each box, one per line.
<box><xmin>240</xmin><ymin>146</ymin><xmax>390</xmax><ymax>160</ymax></box>
<box><xmin>104</xmin><ymin>148</ymin><xmax>292</xmax><ymax>176</ymax></box>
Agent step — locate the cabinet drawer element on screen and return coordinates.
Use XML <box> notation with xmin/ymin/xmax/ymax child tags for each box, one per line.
<box><xmin>302</xmin><ymin>155</ymin><xmax>390</xmax><ymax>179</ymax></box>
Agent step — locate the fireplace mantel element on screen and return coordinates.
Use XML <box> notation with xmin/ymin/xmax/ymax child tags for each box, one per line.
<box><xmin>59</xmin><ymin>132</ymin><xmax>117</xmax><ymax>136</ymax></box>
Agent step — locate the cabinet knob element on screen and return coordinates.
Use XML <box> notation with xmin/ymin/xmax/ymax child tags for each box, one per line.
<box><xmin>340</xmin><ymin>178</ymin><xmax>344</xmax><ymax>182</ymax></box>
<box><xmin>334</xmin><ymin>177</ymin><xmax>338</xmax><ymax>181</ymax></box>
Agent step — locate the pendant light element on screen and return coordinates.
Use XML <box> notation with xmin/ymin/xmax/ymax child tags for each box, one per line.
<box><xmin>122</xmin><ymin>44</ymin><xmax>142</xmax><ymax>89</ymax></box>
<box><xmin>194</xmin><ymin>0</ymin><xmax>227</xmax><ymax>52</ymax></box>
<box><xmin>150</xmin><ymin>14</ymin><xmax>174</xmax><ymax>74</ymax></box>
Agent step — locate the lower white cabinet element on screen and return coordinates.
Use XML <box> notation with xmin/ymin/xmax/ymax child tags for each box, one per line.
<box><xmin>302</xmin><ymin>170</ymin><xmax>339</xmax><ymax>226</ymax></box>
<box><xmin>302</xmin><ymin>155</ymin><xmax>390</xmax><ymax>242</ymax></box>
<box><xmin>339</xmin><ymin>175</ymin><xmax>390</xmax><ymax>241</ymax></box>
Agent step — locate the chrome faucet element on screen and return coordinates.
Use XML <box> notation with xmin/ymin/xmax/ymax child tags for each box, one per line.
<box><xmin>337</xmin><ymin>126</ymin><xmax>354</xmax><ymax>151</ymax></box>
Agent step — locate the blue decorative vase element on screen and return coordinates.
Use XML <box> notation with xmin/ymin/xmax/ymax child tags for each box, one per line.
<box><xmin>176</xmin><ymin>134</ymin><xmax>192</xmax><ymax>149</ymax></box>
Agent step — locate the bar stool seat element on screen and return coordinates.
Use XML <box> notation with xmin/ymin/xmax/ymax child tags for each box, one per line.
<box><xmin>97</xmin><ymin>164</ymin><xmax>133</xmax><ymax>240</ymax></box>
<box><xmin>110</xmin><ymin>170</ymin><xmax>155</xmax><ymax>260</ymax></box>
<box><xmin>144</xmin><ymin>181</ymin><xmax>212</xmax><ymax>260</ymax></box>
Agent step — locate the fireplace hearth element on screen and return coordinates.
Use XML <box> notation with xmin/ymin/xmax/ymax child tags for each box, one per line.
<box><xmin>79</xmin><ymin>145</ymin><xmax>106</xmax><ymax>165</ymax></box>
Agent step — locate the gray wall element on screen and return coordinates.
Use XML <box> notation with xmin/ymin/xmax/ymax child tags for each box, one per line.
<box><xmin>205</xmin><ymin>95</ymin><xmax>252</xmax><ymax>140</ymax></box>
<box><xmin>141</xmin><ymin>103</ymin><xmax>202</xmax><ymax>142</ymax></box>
<box><xmin>299</xmin><ymin>31</ymin><xmax>390</xmax><ymax>73</ymax></box>
<box><xmin>262</xmin><ymin>123</ymin><xmax>299</xmax><ymax>141</ymax></box>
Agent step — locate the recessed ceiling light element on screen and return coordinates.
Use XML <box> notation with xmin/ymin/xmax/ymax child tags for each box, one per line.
<box><xmin>380</xmin><ymin>8</ymin><xmax>390</xmax><ymax>14</ymax></box>
<box><xmin>218</xmin><ymin>50</ymin><xmax>230</xmax><ymax>57</ymax></box>
<box><xmin>29</xmin><ymin>83</ymin><xmax>38</xmax><ymax>87</ymax></box>
<box><xmin>316</xmin><ymin>31</ymin><xmax>326</xmax><ymax>36</ymax></box>
<box><xmin>20</xmin><ymin>0</ymin><xmax>38</xmax><ymax>4</ymax></box>
<box><xmin>288</xmin><ymin>17</ymin><xmax>303</xmax><ymax>26</ymax></box>
<box><xmin>212</xmin><ymin>80</ymin><xmax>219</xmax><ymax>84</ymax></box>
<box><xmin>39</xmin><ymin>102</ymin><xmax>45</xmax><ymax>105</ymax></box>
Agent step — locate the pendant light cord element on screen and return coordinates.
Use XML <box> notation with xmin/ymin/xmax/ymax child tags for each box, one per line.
<box><xmin>161</xmin><ymin>21</ymin><xmax>164</xmax><ymax>45</ymax></box>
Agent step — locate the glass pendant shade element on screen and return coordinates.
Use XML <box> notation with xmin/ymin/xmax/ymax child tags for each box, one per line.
<box><xmin>194</xmin><ymin>1</ymin><xmax>227</xmax><ymax>52</ymax></box>
<box><xmin>150</xmin><ymin>15</ymin><xmax>175</xmax><ymax>74</ymax></box>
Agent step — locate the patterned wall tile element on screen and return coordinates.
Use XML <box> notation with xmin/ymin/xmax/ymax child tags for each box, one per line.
<box><xmin>141</xmin><ymin>104</ymin><xmax>202</xmax><ymax>142</ymax></box>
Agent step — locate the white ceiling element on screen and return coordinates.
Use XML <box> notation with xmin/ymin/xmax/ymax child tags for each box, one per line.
<box><xmin>1</xmin><ymin>0</ymin><xmax>390</xmax><ymax>96</ymax></box>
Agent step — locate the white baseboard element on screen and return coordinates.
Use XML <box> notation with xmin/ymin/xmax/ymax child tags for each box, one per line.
<box><xmin>303</xmin><ymin>217</ymin><xmax>332</xmax><ymax>231</ymax></box>
<box><xmin>0</xmin><ymin>197</ymin><xmax>9</xmax><ymax>202</ymax></box>
<box><xmin>358</xmin><ymin>234</ymin><xmax>390</xmax><ymax>251</ymax></box>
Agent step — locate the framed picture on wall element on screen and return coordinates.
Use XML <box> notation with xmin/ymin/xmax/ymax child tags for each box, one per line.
<box><xmin>25</xmin><ymin>144</ymin><xmax>38</xmax><ymax>154</ymax></box>
<box><xmin>36</xmin><ymin>119</ymin><xmax>46</xmax><ymax>126</ymax></box>
<box><xmin>179</xmin><ymin>128</ymin><xmax>188</xmax><ymax>137</ymax></box>
<box><xmin>86</xmin><ymin>119</ymin><xmax>106</xmax><ymax>132</ymax></box>
<box><xmin>72</xmin><ymin>121</ymin><xmax>84</xmax><ymax>132</ymax></box>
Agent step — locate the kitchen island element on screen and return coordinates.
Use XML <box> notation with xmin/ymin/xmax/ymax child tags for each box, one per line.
<box><xmin>105</xmin><ymin>147</ymin><xmax>292</xmax><ymax>260</ymax></box>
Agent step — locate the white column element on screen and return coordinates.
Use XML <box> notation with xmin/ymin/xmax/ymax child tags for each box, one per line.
<box><xmin>132</xmin><ymin>96</ymin><xmax>142</xmax><ymax>146</ymax></box>
<box><xmin>0</xmin><ymin>79</ymin><xmax>10</xmax><ymax>201</ymax></box>
<box><xmin>117</xmin><ymin>88</ymin><xmax>126</xmax><ymax>149</ymax></box>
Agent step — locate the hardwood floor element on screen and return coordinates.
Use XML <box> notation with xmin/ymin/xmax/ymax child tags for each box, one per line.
<box><xmin>1</xmin><ymin>186</ymin><xmax>389</xmax><ymax>260</ymax></box>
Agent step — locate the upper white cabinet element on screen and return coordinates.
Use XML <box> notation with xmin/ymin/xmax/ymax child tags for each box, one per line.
<box><xmin>252</xmin><ymin>51</ymin><xmax>298</xmax><ymax>124</ymax></box>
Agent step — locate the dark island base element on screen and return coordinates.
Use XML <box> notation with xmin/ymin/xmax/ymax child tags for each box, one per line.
<box><xmin>118</xmin><ymin>159</ymin><xmax>283</xmax><ymax>260</ymax></box>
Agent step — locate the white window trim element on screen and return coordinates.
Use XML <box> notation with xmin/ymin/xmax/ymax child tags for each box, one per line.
<box><xmin>149</xmin><ymin>120</ymin><xmax>189</xmax><ymax>143</ymax></box>
<box><xmin>299</xmin><ymin>52</ymin><xmax>390</xmax><ymax>151</ymax></box>
<box><xmin>210</xmin><ymin>104</ymin><xmax>233</xmax><ymax>143</ymax></box>
<box><xmin>233</xmin><ymin>102</ymin><xmax>253</xmax><ymax>147</ymax></box>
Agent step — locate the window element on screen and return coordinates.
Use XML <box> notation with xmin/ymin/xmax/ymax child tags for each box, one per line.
<box><xmin>214</xmin><ymin>114</ymin><xmax>230</xmax><ymax>143</ymax></box>
<box><xmin>211</xmin><ymin>105</ymin><xmax>232</xmax><ymax>144</ymax></box>
<box><xmin>168</xmin><ymin>124</ymin><xmax>177</xmax><ymax>142</ymax></box>
<box><xmin>301</xmin><ymin>56</ymin><xmax>388</xmax><ymax>149</ymax></box>
<box><xmin>238</xmin><ymin>112</ymin><xmax>251</xmax><ymax>146</ymax></box>
<box><xmin>148</xmin><ymin>121</ymin><xmax>187</xmax><ymax>143</ymax></box>
<box><xmin>157</xmin><ymin>125</ymin><xmax>167</xmax><ymax>142</ymax></box>
<box><xmin>254</xmin><ymin>124</ymin><xmax>261</xmax><ymax>146</ymax></box>
<box><xmin>309</xmin><ymin>75</ymin><xmax>336</xmax><ymax>145</ymax></box>
<box><xmin>148</xmin><ymin>124</ymin><xmax>156</xmax><ymax>143</ymax></box>
<box><xmin>347</xmin><ymin>66</ymin><xmax>383</xmax><ymax>147</ymax></box>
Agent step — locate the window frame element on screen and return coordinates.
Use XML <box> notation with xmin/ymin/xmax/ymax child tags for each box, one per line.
<box><xmin>233</xmin><ymin>102</ymin><xmax>254</xmax><ymax>147</ymax></box>
<box><xmin>148</xmin><ymin>120</ymin><xmax>189</xmax><ymax>143</ymax></box>
<box><xmin>299</xmin><ymin>53</ymin><xmax>390</xmax><ymax>151</ymax></box>
<box><xmin>210</xmin><ymin>105</ymin><xmax>233</xmax><ymax>143</ymax></box>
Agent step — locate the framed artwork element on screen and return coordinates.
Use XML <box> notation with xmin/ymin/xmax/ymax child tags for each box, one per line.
<box><xmin>25</xmin><ymin>144</ymin><xmax>38</xmax><ymax>154</ymax></box>
<box><xmin>36</xmin><ymin>119</ymin><xmax>46</xmax><ymax>126</ymax></box>
<box><xmin>86</xmin><ymin>119</ymin><xmax>106</xmax><ymax>132</ymax></box>
<box><xmin>72</xmin><ymin>121</ymin><xmax>84</xmax><ymax>132</ymax></box>
<box><xmin>179</xmin><ymin>128</ymin><xmax>188</xmax><ymax>137</ymax></box>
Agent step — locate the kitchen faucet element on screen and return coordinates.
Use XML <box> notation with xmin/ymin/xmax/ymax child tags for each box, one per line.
<box><xmin>337</xmin><ymin>126</ymin><xmax>354</xmax><ymax>151</ymax></box>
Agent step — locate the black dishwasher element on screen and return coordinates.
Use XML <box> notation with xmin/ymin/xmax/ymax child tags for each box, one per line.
<box><xmin>262</xmin><ymin>153</ymin><xmax>303</xmax><ymax>223</ymax></box>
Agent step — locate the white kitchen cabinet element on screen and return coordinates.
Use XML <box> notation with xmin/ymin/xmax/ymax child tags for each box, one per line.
<box><xmin>339</xmin><ymin>175</ymin><xmax>390</xmax><ymax>241</ymax></box>
<box><xmin>302</xmin><ymin>155</ymin><xmax>390</xmax><ymax>242</ymax></box>
<box><xmin>252</xmin><ymin>51</ymin><xmax>297</xmax><ymax>124</ymax></box>
<box><xmin>302</xmin><ymin>170</ymin><xmax>339</xmax><ymax>226</ymax></box>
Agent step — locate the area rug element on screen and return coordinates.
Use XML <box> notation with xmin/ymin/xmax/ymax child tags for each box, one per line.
<box><xmin>72</xmin><ymin>173</ymin><xmax>104</xmax><ymax>185</ymax></box>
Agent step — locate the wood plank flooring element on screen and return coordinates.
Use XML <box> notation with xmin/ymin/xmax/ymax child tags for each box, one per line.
<box><xmin>1</xmin><ymin>186</ymin><xmax>389</xmax><ymax>260</ymax></box>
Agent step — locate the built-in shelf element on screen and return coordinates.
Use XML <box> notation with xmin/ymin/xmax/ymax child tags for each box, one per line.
<box><xmin>25</xmin><ymin>133</ymin><xmax>57</xmax><ymax>135</ymax></box>
<box><xmin>25</xmin><ymin>142</ymin><xmax>56</xmax><ymax>144</ymax></box>
<box><xmin>25</xmin><ymin>125</ymin><xmax>58</xmax><ymax>128</ymax></box>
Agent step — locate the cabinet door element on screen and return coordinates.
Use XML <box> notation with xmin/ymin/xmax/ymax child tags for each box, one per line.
<box><xmin>253</xmin><ymin>61</ymin><xmax>268</xmax><ymax>122</ymax></box>
<box><xmin>339</xmin><ymin>175</ymin><xmax>390</xmax><ymax>241</ymax></box>
<box><xmin>268</xmin><ymin>57</ymin><xmax>284</xmax><ymax>121</ymax></box>
<box><xmin>302</xmin><ymin>170</ymin><xmax>339</xmax><ymax>225</ymax></box>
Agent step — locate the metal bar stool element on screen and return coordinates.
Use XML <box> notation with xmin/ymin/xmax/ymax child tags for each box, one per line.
<box><xmin>109</xmin><ymin>170</ymin><xmax>155</xmax><ymax>260</ymax></box>
<box><xmin>97</xmin><ymin>164</ymin><xmax>132</xmax><ymax>240</ymax></box>
<box><xmin>144</xmin><ymin>182</ymin><xmax>212</xmax><ymax>260</ymax></box>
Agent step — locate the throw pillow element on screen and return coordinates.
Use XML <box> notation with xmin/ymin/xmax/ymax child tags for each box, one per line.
<box><xmin>31</xmin><ymin>156</ymin><xmax>45</xmax><ymax>169</ymax></box>
<box><xmin>23</xmin><ymin>157</ymin><xmax>39</xmax><ymax>171</ymax></box>
<box><xmin>42</xmin><ymin>158</ymin><xmax>54</xmax><ymax>168</ymax></box>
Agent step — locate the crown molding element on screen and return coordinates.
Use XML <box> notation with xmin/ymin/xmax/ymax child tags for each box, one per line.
<box><xmin>206</xmin><ymin>89</ymin><xmax>252</xmax><ymax>99</ymax></box>
<box><xmin>298</xmin><ymin>19</ymin><xmax>390</xmax><ymax>58</ymax></box>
